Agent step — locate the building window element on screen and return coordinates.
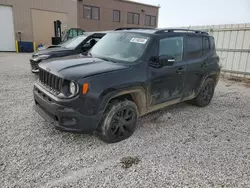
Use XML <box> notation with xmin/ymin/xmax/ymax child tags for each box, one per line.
<box><xmin>127</xmin><ymin>12</ymin><xmax>140</xmax><ymax>25</ymax></box>
<box><xmin>84</xmin><ymin>5</ymin><xmax>100</xmax><ymax>20</ymax></box>
<box><xmin>145</xmin><ymin>15</ymin><xmax>156</xmax><ymax>26</ymax></box>
<box><xmin>113</xmin><ymin>10</ymin><xmax>120</xmax><ymax>22</ymax></box>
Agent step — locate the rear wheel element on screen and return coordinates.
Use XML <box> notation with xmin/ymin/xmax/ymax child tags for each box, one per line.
<box><xmin>191</xmin><ymin>78</ymin><xmax>215</xmax><ymax>107</ymax></box>
<box><xmin>97</xmin><ymin>100</ymin><xmax>138</xmax><ymax>143</ymax></box>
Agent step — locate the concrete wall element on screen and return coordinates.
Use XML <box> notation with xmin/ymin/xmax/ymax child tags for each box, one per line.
<box><xmin>0</xmin><ymin>0</ymin><xmax>77</xmax><ymax>42</ymax></box>
<box><xmin>181</xmin><ymin>23</ymin><xmax>250</xmax><ymax>77</ymax></box>
<box><xmin>78</xmin><ymin>0</ymin><xmax>159</xmax><ymax>31</ymax></box>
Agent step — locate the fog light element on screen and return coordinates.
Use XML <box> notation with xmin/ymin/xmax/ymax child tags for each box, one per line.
<box><xmin>61</xmin><ymin>117</ymin><xmax>77</xmax><ymax>126</ymax></box>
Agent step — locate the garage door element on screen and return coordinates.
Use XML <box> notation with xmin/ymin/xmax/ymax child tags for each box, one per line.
<box><xmin>0</xmin><ymin>6</ymin><xmax>15</xmax><ymax>51</ymax></box>
<box><xmin>31</xmin><ymin>9</ymin><xmax>68</xmax><ymax>46</ymax></box>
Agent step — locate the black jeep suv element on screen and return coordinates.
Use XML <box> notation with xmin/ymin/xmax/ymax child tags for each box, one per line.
<box><xmin>33</xmin><ymin>28</ymin><xmax>220</xmax><ymax>143</ymax></box>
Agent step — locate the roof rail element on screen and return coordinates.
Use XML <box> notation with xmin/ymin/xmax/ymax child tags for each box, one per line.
<box><xmin>114</xmin><ymin>27</ymin><xmax>156</xmax><ymax>31</ymax></box>
<box><xmin>155</xmin><ymin>28</ymin><xmax>208</xmax><ymax>35</ymax></box>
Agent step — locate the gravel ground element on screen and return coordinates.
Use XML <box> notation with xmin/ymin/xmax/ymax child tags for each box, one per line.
<box><xmin>0</xmin><ymin>52</ymin><xmax>250</xmax><ymax>188</ymax></box>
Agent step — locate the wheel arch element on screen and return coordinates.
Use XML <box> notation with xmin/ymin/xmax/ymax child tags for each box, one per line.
<box><xmin>99</xmin><ymin>86</ymin><xmax>147</xmax><ymax>116</ymax></box>
<box><xmin>196</xmin><ymin>71</ymin><xmax>220</xmax><ymax>94</ymax></box>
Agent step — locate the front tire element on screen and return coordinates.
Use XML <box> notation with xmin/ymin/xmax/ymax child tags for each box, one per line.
<box><xmin>98</xmin><ymin>100</ymin><xmax>139</xmax><ymax>143</ymax></box>
<box><xmin>191</xmin><ymin>78</ymin><xmax>215</xmax><ymax>107</ymax></box>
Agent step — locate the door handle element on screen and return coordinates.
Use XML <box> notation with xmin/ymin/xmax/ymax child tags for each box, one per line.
<box><xmin>176</xmin><ymin>67</ymin><xmax>186</xmax><ymax>74</ymax></box>
<box><xmin>201</xmin><ymin>62</ymin><xmax>208</xmax><ymax>68</ymax></box>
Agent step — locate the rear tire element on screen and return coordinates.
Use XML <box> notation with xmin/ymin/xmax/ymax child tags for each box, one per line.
<box><xmin>97</xmin><ymin>100</ymin><xmax>139</xmax><ymax>143</ymax></box>
<box><xmin>190</xmin><ymin>78</ymin><xmax>215</xmax><ymax>107</ymax></box>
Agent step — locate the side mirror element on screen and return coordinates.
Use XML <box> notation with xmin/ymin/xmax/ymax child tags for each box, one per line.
<box><xmin>83</xmin><ymin>43</ymin><xmax>89</xmax><ymax>48</ymax></box>
<box><xmin>81</xmin><ymin>51</ymin><xmax>88</xmax><ymax>56</ymax></box>
<box><xmin>149</xmin><ymin>55</ymin><xmax>175</xmax><ymax>68</ymax></box>
<box><xmin>159</xmin><ymin>55</ymin><xmax>175</xmax><ymax>66</ymax></box>
<box><xmin>81</xmin><ymin>45</ymin><xmax>89</xmax><ymax>52</ymax></box>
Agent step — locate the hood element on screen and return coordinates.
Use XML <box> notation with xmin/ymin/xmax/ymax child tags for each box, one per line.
<box><xmin>37</xmin><ymin>45</ymin><xmax>59</xmax><ymax>51</ymax></box>
<box><xmin>33</xmin><ymin>47</ymin><xmax>74</xmax><ymax>56</ymax></box>
<box><xmin>39</xmin><ymin>56</ymin><xmax>130</xmax><ymax>80</ymax></box>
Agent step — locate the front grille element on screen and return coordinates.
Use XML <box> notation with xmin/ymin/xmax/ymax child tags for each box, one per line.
<box><xmin>39</xmin><ymin>69</ymin><xmax>62</xmax><ymax>93</ymax></box>
<box><xmin>30</xmin><ymin>60</ymin><xmax>40</xmax><ymax>70</ymax></box>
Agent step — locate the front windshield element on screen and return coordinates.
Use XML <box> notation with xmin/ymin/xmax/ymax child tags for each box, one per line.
<box><xmin>90</xmin><ymin>32</ymin><xmax>150</xmax><ymax>62</ymax></box>
<box><xmin>61</xmin><ymin>35</ymin><xmax>87</xmax><ymax>48</ymax></box>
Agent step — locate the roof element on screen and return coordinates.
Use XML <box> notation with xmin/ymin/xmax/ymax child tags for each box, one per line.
<box><xmin>118</xmin><ymin>29</ymin><xmax>158</xmax><ymax>34</ymax></box>
<box><xmin>114</xmin><ymin>28</ymin><xmax>209</xmax><ymax>35</ymax></box>
<box><xmin>84</xmin><ymin>30</ymin><xmax>113</xmax><ymax>35</ymax></box>
<box><xmin>119</xmin><ymin>0</ymin><xmax>160</xmax><ymax>8</ymax></box>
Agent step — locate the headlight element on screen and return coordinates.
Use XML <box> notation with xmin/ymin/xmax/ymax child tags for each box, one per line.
<box><xmin>69</xmin><ymin>81</ymin><xmax>78</xmax><ymax>95</ymax></box>
<box><xmin>32</xmin><ymin>54</ymin><xmax>38</xmax><ymax>58</ymax></box>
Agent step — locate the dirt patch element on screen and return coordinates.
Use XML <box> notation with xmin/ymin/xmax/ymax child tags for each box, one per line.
<box><xmin>222</xmin><ymin>75</ymin><xmax>250</xmax><ymax>88</ymax></box>
<box><xmin>227</xmin><ymin>77</ymin><xmax>243</xmax><ymax>82</ymax></box>
<box><xmin>120</xmin><ymin>156</ymin><xmax>140</xmax><ymax>169</ymax></box>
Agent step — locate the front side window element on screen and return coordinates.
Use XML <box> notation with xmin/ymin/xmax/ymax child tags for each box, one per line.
<box><xmin>90</xmin><ymin>32</ymin><xmax>150</xmax><ymax>63</ymax></box>
<box><xmin>127</xmin><ymin>12</ymin><xmax>140</xmax><ymax>25</ymax></box>
<box><xmin>61</xmin><ymin>35</ymin><xmax>87</xmax><ymax>48</ymax></box>
<box><xmin>159</xmin><ymin>37</ymin><xmax>184</xmax><ymax>62</ymax></box>
<box><xmin>185</xmin><ymin>36</ymin><xmax>203</xmax><ymax>60</ymax></box>
<box><xmin>84</xmin><ymin>5</ymin><xmax>99</xmax><ymax>20</ymax></box>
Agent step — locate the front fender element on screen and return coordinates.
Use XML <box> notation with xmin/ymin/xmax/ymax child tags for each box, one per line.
<box><xmin>98</xmin><ymin>86</ymin><xmax>147</xmax><ymax>116</ymax></box>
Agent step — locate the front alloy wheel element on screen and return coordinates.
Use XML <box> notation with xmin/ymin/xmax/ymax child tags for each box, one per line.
<box><xmin>98</xmin><ymin>100</ymin><xmax>138</xmax><ymax>143</ymax></box>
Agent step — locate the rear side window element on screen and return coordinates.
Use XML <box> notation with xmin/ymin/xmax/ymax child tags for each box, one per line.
<box><xmin>185</xmin><ymin>36</ymin><xmax>202</xmax><ymax>60</ymax></box>
<box><xmin>203</xmin><ymin>37</ymin><xmax>210</xmax><ymax>55</ymax></box>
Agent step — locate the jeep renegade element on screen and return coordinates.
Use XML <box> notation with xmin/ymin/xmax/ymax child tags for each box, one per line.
<box><xmin>33</xmin><ymin>28</ymin><xmax>220</xmax><ymax>143</ymax></box>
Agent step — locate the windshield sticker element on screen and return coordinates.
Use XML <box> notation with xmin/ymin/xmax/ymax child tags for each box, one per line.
<box><xmin>130</xmin><ymin>38</ymin><xmax>148</xmax><ymax>44</ymax></box>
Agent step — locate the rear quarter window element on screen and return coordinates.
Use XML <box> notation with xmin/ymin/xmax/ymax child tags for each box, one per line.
<box><xmin>209</xmin><ymin>36</ymin><xmax>216</xmax><ymax>51</ymax></box>
<box><xmin>202</xmin><ymin>36</ymin><xmax>210</xmax><ymax>55</ymax></box>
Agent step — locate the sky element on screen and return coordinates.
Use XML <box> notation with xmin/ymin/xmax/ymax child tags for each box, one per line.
<box><xmin>134</xmin><ymin>0</ymin><xmax>250</xmax><ymax>27</ymax></box>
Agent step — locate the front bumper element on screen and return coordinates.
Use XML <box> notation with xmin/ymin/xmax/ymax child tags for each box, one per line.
<box><xmin>33</xmin><ymin>83</ymin><xmax>101</xmax><ymax>133</ymax></box>
<box><xmin>30</xmin><ymin>59</ymin><xmax>41</xmax><ymax>73</ymax></box>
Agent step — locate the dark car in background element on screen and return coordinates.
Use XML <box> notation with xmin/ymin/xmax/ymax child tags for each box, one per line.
<box><xmin>30</xmin><ymin>31</ymin><xmax>109</xmax><ymax>73</ymax></box>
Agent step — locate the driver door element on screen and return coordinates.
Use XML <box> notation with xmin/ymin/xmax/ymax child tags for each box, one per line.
<box><xmin>148</xmin><ymin>36</ymin><xmax>187</xmax><ymax>106</ymax></box>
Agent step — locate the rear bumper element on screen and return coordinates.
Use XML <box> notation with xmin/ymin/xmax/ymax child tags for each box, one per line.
<box><xmin>33</xmin><ymin>83</ymin><xmax>101</xmax><ymax>133</ymax></box>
